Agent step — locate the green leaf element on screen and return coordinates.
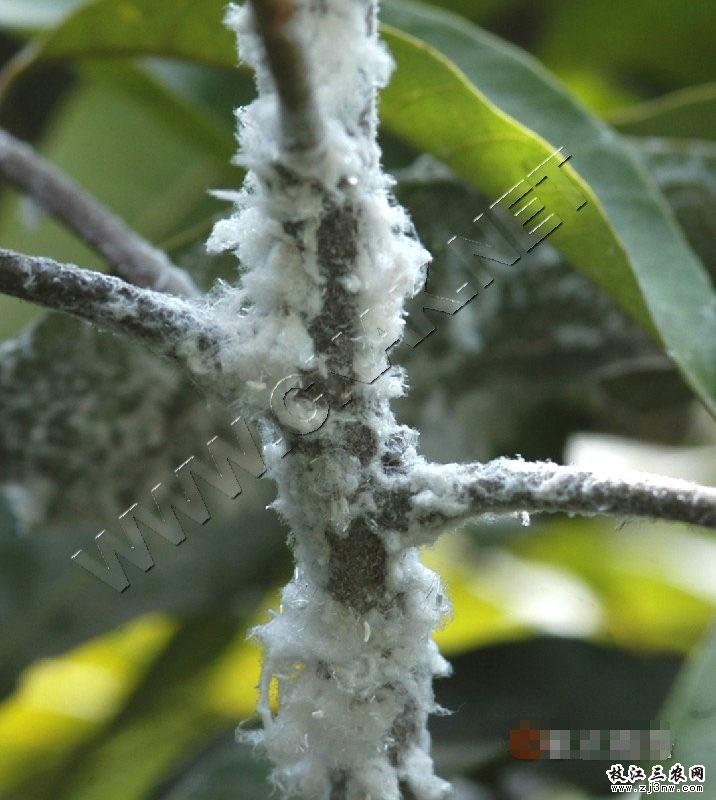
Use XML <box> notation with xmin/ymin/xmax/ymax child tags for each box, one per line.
<box><xmin>631</xmin><ymin>138</ymin><xmax>716</xmax><ymax>279</ymax></box>
<box><xmin>534</xmin><ymin>0</ymin><xmax>715</xmax><ymax>94</ymax></box>
<box><xmin>0</xmin><ymin>607</ymin><xmax>276</xmax><ymax>799</ymax></box>
<box><xmin>393</xmin><ymin>162</ymin><xmax>692</xmax><ymax>457</ymax></box>
<box><xmin>0</xmin><ymin>61</ymin><xmax>234</xmax><ymax>276</ymax></box>
<box><xmin>379</xmin><ymin>28</ymin><xmax>644</xmax><ymax>326</ymax></box>
<box><xmin>510</xmin><ymin>519</ymin><xmax>716</xmax><ymax>654</ymax></box>
<box><xmin>611</xmin><ymin>83</ymin><xmax>716</xmax><ymax>142</ymax></box>
<box><xmin>655</xmin><ymin>625</ymin><xmax>716</xmax><ymax>792</ymax></box>
<box><xmin>392</xmin><ymin>141</ymin><xmax>715</xmax><ymax>455</ymax></box>
<box><xmin>30</xmin><ymin>615</ymin><xmax>247</xmax><ymax>800</ymax></box>
<box><xmin>0</xmin><ymin>60</ymin><xmax>237</xmax><ymax>339</ymax></box>
<box><xmin>394</xmin><ymin>0</ymin><xmax>517</xmax><ymax>25</ymax></box>
<box><xmin>379</xmin><ymin>0</ymin><xmax>716</xmax><ymax>417</ymax></box>
<box><xmin>0</xmin><ymin>502</ymin><xmax>287</xmax><ymax>702</ymax></box>
<box><xmin>0</xmin><ymin>0</ymin><xmax>236</xmax><ymax>100</ymax></box>
<box><xmin>154</xmin><ymin>733</ymin><xmax>273</xmax><ymax>800</ymax></box>
<box><xmin>0</xmin><ymin>311</ymin><xmax>289</xmax><ymax>698</ymax></box>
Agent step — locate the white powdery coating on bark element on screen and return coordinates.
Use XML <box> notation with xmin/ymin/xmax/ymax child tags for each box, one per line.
<box><xmin>206</xmin><ymin>0</ymin><xmax>429</xmax><ymax>419</ymax></box>
<box><xmin>248</xmin><ymin>551</ymin><xmax>452</xmax><ymax>800</ymax></box>
<box><xmin>407</xmin><ymin>457</ymin><xmax>716</xmax><ymax>535</ymax></box>
<box><xmin>207</xmin><ymin>2</ymin><xmax>452</xmax><ymax>798</ymax></box>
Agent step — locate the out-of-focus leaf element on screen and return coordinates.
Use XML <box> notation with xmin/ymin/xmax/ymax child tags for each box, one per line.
<box><xmin>0</xmin><ymin>502</ymin><xmax>288</xmax><ymax>690</ymax></box>
<box><xmin>422</xmin><ymin>532</ymin><xmax>607</xmax><ymax>654</ymax></box>
<box><xmin>30</xmin><ymin>614</ymin><xmax>248</xmax><ymax>800</ymax></box>
<box><xmin>153</xmin><ymin>732</ymin><xmax>273</xmax><ymax>800</ymax></box>
<box><xmin>0</xmin><ymin>0</ymin><xmax>235</xmax><ymax>99</ymax></box>
<box><xmin>535</xmin><ymin>1</ymin><xmax>715</xmax><ymax>94</ymax></box>
<box><xmin>409</xmin><ymin>0</ymin><xmax>514</xmax><ymax>25</ymax></box>
<box><xmin>432</xmin><ymin>636</ymin><xmax>681</xmax><ymax>795</ymax></box>
<box><xmin>380</xmin><ymin>0</ymin><xmax>716</xmax><ymax>417</ymax></box>
<box><xmin>420</xmin><ymin>534</ymin><xmax>530</xmax><ymax>654</ymax></box>
<box><xmin>142</xmin><ymin>58</ymin><xmax>252</xmax><ymax>136</ymax></box>
<box><xmin>0</xmin><ymin>613</ymin><xmax>177</xmax><ymax>794</ymax></box>
<box><xmin>392</xmin><ymin>160</ymin><xmax>692</xmax><ymax>460</ymax></box>
<box><xmin>631</xmin><ymin>138</ymin><xmax>716</xmax><ymax>278</ymax></box>
<box><xmin>651</xmin><ymin>625</ymin><xmax>716</xmax><ymax>796</ymax></box>
<box><xmin>423</xmin><ymin>518</ymin><xmax>716</xmax><ymax>657</ymax></box>
<box><xmin>611</xmin><ymin>83</ymin><xmax>716</xmax><ymax>142</ymax></box>
<box><xmin>0</xmin><ymin>61</ymin><xmax>234</xmax><ymax>280</ymax></box>
<box><xmin>0</xmin><ymin>578</ymin><xmax>284</xmax><ymax>798</ymax></box>
<box><xmin>0</xmin><ymin>60</ymin><xmax>236</xmax><ymax>340</ymax></box>
<box><xmin>510</xmin><ymin>519</ymin><xmax>716</xmax><ymax>653</ymax></box>
<box><xmin>544</xmin><ymin>67</ymin><xmax>638</xmax><ymax>116</ymax></box>
<box><xmin>0</xmin><ymin>609</ymin><xmax>264</xmax><ymax>799</ymax></box>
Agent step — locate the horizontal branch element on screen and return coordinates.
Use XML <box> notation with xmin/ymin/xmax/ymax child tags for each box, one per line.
<box><xmin>0</xmin><ymin>248</ymin><xmax>216</xmax><ymax>362</ymax></box>
<box><xmin>0</xmin><ymin>127</ymin><xmax>199</xmax><ymax>297</ymax></box>
<box><xmin>407</xmin><ymin>457</ymin><xmax>716</xmax><ymax>535</ymax></box>
<box><xmin>248</xmin><ymin>0</ymin><xmax>324</xmax><ymax>151</ymax></box>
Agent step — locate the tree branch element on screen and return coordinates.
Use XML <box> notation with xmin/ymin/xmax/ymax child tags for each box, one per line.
<box><xmin>0</xmin><ymin>248</ymin><xmax>216</xmax><ymax>362</ymax></box>
<box><xmin>407</xmin><ymin>458</ymin><xmax>716</xmax><ymax>534</ymax></box>
<box><xmin>0</xmin><ymin>127</ymin><xmax>199</xmax><ymax>297</ymax></box>
<box><xmin>247</xmin><ymin>0</ymin><xmax>324</xmax><ymax>151</ymax></box>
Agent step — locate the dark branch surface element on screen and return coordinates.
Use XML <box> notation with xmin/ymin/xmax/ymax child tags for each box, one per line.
<box><xmin>248</xmin><ymin>0</ymin><xmax>324</xmax><ymax>151</ymax></box>
<box><xmin>0</xmin><ymin>248</ymin><xmax>216</xmax><ymax>361</ymax></box>
<box><xmin>0</xmin><ymin>127</ymin><xmax>198</xmax><ymax>297</ymax></box>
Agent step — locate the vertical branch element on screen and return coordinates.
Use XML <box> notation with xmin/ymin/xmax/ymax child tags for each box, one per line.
<box><xmin>218</xmin><ymin>2</ymin><xmax>449</xmax><ymax>800</ymax></box>
<box><xmin>247</xmin><ymin>0</ymin><xmax>324</xmax><ymax>152</ymax></box>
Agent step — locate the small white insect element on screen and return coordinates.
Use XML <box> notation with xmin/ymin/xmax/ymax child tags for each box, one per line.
<box><xmin>363</xmin><ymin>620</ymin><xmax>371</xmax><ymax>643</ymax></box>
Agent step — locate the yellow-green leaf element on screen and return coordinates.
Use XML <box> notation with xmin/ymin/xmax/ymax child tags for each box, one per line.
<box><xmin>380</xmin><ymin>0</ymin><xmax>716</xmax><ymax>416</ymax></box>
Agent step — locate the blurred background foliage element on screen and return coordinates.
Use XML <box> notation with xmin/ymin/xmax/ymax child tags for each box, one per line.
<box><xmin>0</xmin><ymin>1</ymin><xmax>714</xmax><ymax>798</ymax></box>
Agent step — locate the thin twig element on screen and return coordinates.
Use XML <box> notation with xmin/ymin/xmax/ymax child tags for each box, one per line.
<box><xmin>407</xmin><ymin>458</ymin><xmax>716</xmax><ymax>534</ymax></box>
<box><xmin>248</xmin><ymin>0</ymin><xmax>324</xmax><ymax>151</ymax></box>
<box><xmin>0</xmin><ymin>127</ymin><xmax>199</xmax><ymax>297</ymax></box>
<box><xmin>0</xmin><ymin>248</ymin><xmax>216</xmax><ymax>362</ymax></box>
